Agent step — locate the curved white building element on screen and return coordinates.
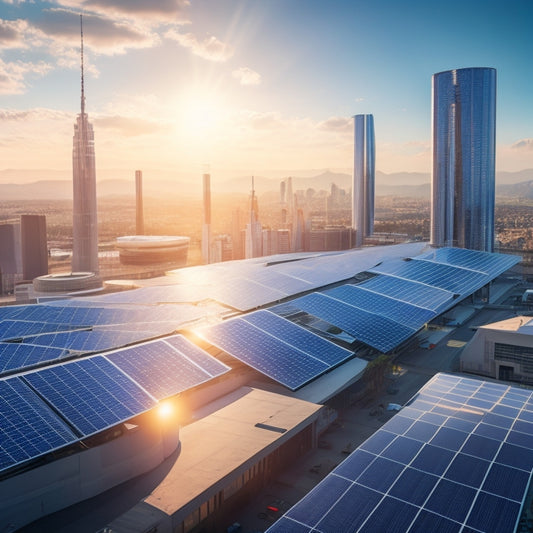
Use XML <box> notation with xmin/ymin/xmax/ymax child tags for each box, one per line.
<box><xmin>116</xmin><ymin>236</ymin><xmax>190</xmax><ymax>266</ymax></box>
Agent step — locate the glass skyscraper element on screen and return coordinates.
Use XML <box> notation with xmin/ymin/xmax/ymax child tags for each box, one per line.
<box><xmin>352</xmin><ymin>114</ymin><xmax>375</xmax><ymax>248</ymax></box>
<box><xmin>431</xmin><ymin>67</ymin><xmax>496</xmax><ymax>253</ymax></box>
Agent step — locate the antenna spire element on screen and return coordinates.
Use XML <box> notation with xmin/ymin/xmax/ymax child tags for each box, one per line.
<box><xmin>80</xmin><ymin>14</ymin><xmax>85</xmax><ymax>116</ymax></box>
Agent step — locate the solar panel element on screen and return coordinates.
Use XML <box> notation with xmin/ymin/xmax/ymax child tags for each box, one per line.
<box><xmin>324</xmin><ymin>284</ymin><xmax>436</xmax><ymax>328</ymax></box>
<box><xmin>23</xmin><ymin>357</ymin><xmax>155</xmax><ymax>436</ymax></box>
<box><xmin>369</xmin><ymin>258</ymin><xmax>489</xmax><ymax>294</ymax></box>
<box><xmin>0</xmin><ymin>377</ymin><xmax>77</xmax><ymax>472</ymax></box>
<box><xmin>241</xmin><ymin>310</ymin><xmax>353</xmax><ymax>366</ymax></box>
<box><xmin>197</xmin><ymin>318</ymin><xmax>329</xmax><ymax>390</ymax></box>
<box><xmin>266</xmin><ymin>373</ymin><xmax>533</xmax><ymax>533</ymax></box>
<box><xmin>106</xmin><ymin>336</ymin><xmax>229</xmax><ymax>400</ymax></box>
<box><xmin>288</xmin><ymin>292</ymin><xmax>416</xmax><ymax>352</ymax></box>
<box><xmin>0</xmin><ymin>342</ymin><xmax>69</xmax><ymax>376</ymax></box>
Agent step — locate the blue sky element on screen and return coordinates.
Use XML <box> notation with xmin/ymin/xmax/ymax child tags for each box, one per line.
<box><xmin>0</xmin><ymin>0</ymin><xmax>532</xmax><ymax>182</ymax></box>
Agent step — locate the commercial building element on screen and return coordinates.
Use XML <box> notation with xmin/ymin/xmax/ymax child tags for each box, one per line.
<box><xmin>352</xmin><ymin>114</ymin><xmax>375</xmax><ymax>248</ymax></box>
<box><xmin>431</xmin><ymin>67</ymin><xmax>496</xmax><ymax>252</ymax></box>
<box><xmin>201</xmin><ymin>171</ymin><xmax>212</xmax><ymax>264</ymax></box>
<box><xmin>72</xmin><ymin>17</ymin><xmax>99</xmax><ymax>274</ymax></box>
<box><xmin>135</xmin><ymin>170</ymin><xmax>144</xmax><ymax>235</ymax></box>
<box><xmin>21</xmin><ymin>214</ymin><xmax>48</xmax><ymax>281</ymax></box>
<box><xmin>461</xmin><ymin>315</ymin><xmax>533</xmax><ymax>384</ymax></box>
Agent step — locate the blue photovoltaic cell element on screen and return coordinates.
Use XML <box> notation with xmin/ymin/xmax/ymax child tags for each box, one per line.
<box><xmin>334</xmin><ymin>449</ymin><xmax>375</xmax><ymax>482</ymax></box>
<box><xmin>425</xmin><ymin>479</ymin><xmax>476</xmax><ymax>523</ymax></box>
<box><xmin>163</xmin><ymin>335</ymin><xmax>230</xmax><ymax>377</ymax></box>
<box><xmin>369</xmin><ymin>258</ymin><xmax>489</xmax><ymax>294</ymax></box>
<box><xmin>356</xmin><ymin>456</ymin><xmax>405</xmax><ymax>492</ymax></box>
<box><xmin>461</xmin><ymin>434</ymin><xmax>501</xmax><ymax>462</ymax></box>
<box><xmin>0</xmin><ymin>377</ymin><xmax>77</xmax><ymax>472</ymax></box>
<box><xmin>198</xmin><ymin>318</ymin><xmax>329</xmax><ymax>390</ymax></box>
<box><xmin>482</xmin><ymin>463</ymin><xmax>530</xmax><ymax>502</ymax></box>
<box><xmin>289</xmin><ymin>292</ymin><xmax>415</xmax><ymax>353</ymax></box>
<box><xmin>389</xmin><ymin>467</ymin><xmax>440</xmax><ymax>506</ymax></box>
<box><xmin>359</xmin><ymin>430</ymin><xmax>397</xmax><ymax>455</ymax></box>
<box><xmin>0</xmin><ymin>342</ymin><xmax>69</xmax><ymax>376</ymax></box>
<box><xmin>107</xmin><ymin>337</ymin><xmax>229</xmax><ymax>400</ymax></box>
<box><xmin>404</xmin><ymin>420</ymin><xmax>440</xmax><ymax>442</ymax></box>
<box><xmin>381</xmin><ymin>436</ymin><xmax>423</xmax><ymax>464</ymax></box>
<box><xmin>24</xmin><ymin>357</ymin><xmax>155</xmax><ymax>436</ymax></box>
<box><xmin>444</xmin><ymin>453</ymin><xmax>489</xmax><ymax>488</ymax></box>
<box><xmin>241</xmin><ymin>309</ymin><xmax>353</xmax><ymax>367</ymax></box>
<box><xmin>429</xmin><ymin>426</ymin><xmax>468</xmax><ymax>451</ymax></box>
<box><xmin>324</xmin><ymin>284</ymin><xmax>436</xmax><ymax>328</ymax></box>
<box><xmin>411</xmin><ymin>444</ymin><xmax>456</xmax><ymax>476</ymax></box>
<box><xmin>409</xmin><ymin>510</ymin><xmax>462</xmax><ymax>533</ymax></box>
<box><xmin>358</xmin><ymin>497</ymin><xmax>419</xmax><ymax>533</ymax></box>
<box><xmin>466</xmin><ymin>491</ymin><xmax>521</xmax><ymax>533</ymax></box>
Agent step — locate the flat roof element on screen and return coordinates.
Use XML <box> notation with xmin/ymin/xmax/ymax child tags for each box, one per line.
<box><xmin>109</xmin><ymin>387</ymin><xmax>323</xmax><ymax>529</ymax></box>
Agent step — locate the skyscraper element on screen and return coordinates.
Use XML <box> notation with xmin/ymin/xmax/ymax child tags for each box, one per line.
<box><xmin>352</xmin><ymin>114</ymin><xmax>375</xmax><ymax>248</ymax></box>
<box><xmin>201</xmin><ymin>170</ymin><xmax>212</xmax><ymax>264</ymax></box>
<box><xmin>135</xmin><ymin>170</ymin><xmax>144</xmax><ymax>235</ymax></box>
<box><xmin>72</xmin><ymin>15</ymin><xmax>98</xmax><ymax>273</ymax></box>
<box><xmin>431</xmin><ymin>67</ymin><xmax>496</xmax><ymax>252</ymax></box>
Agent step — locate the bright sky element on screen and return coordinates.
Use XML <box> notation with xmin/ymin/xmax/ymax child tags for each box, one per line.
<box><xmin>0</xmin><ymin>0</ymin><xmax>532</xmax><ymax>182</ymax></box>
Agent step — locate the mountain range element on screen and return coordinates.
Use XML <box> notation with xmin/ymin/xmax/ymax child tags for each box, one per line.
<box><xmin>0</xmin><ymin>169</ymin><xmax>532</xmax><ymax>200</ymax></box>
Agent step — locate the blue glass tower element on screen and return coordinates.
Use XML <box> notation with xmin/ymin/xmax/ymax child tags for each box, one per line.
<box><xmin>431</xmin><ymin>67</ymin><xmax>496</xmax><ymax>253</ymax></box>
<box><xmin>352</xmin><ymin>114</ymin><xmax>375</xmax><ymax>248</ymax></box>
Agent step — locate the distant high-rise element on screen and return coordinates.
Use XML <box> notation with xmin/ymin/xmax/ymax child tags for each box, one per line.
<box><xmin>352</xmin><ymin>114</ymin><xmax>375</xmax><ymax>248</ymax></box>
<box><xmin>21</xmin><ymin>215</ymin><xmax>48</xmax><ymax>280</ymax></box>
<box><xmin>135</xmin><ymin>170</ymin><xmax>144</xmax><ymax>235</ymax></box>
<box><xmin>431</xmin><ymin>67</ymin><xmax>496</xmax><ymax>252</ymax></box>
<box><xmin>201</xmin><ymin>171</ymin><xmax>212</xmax><ymax>264</ymax></box>
<box><xmin>72</xmin><ymin>15</ymin><xmax>98</xmax><ymax>273</ymax></box>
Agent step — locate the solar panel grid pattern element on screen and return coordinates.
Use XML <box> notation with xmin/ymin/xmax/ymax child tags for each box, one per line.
<box><xmin>0</xmin><ymin>320</ymin><xmax>87</xmax><ymax>341</ymax></box>
<box><xmin>240</xmin><ymin>310</ymin><xmax>353</xmax><ymax>367</ymax></box>
<box><xmin>369</xmin><ymin>259</ymin><xmax>489</xmax><ymax>294</ymax></box>
<box><xmin>106</xmin><ymin>336</ymin><xmax>229</xmax><ymax>400</ymax></box>
<box><xmin>23</xmin><ymin>329</ymin><xmax>166</xmax><ymax>354</ymax></box>
<box><xmin>245</xmin><ymin>269</ymin><xmax>314</xmax><ymax>294</ymax></box>
<box><xmin>357</xmin><ymin>274</ymin><xmax>455</xmax><ymax>312</ymax></box>
<box><xmin>0</xmin><ymin>377</ymin><xmax>77</xmax><ymax>472</ymax></box>
<box><xmin>289</xmin><ymin>292</ymin><xmax>416</xmax><ymax>353</ymax></box>
<box><xmin>324</xmin><ymin>285</ymin><xmax>436</xmax><ymax>328</ymax></box>
<box><xmin>267</xmin><ymin>374</ymin><xmax>533</xmax><ymax>533</ymax></box>
<box><xmin>23</xmin><ymin>357</ymin><xmax>155</xmax><ymax>436</ymax></box>
<box><xmin>0</xmin><ymin>343</ymin><xmax>68</xmax><ymax>376</ymax></box>
<box><xmin>416</xmin><ymin>247</ymin><xmax>520</xmax><ymax>278</ymax></box>
<box><xmin>198</xmin><ymin>318</ymin><xmax>329</xmax><ymax>390</ymax></box>
<box><xmin>210</xmin><ymin>277</ymin><xmax>287</xmax><ymax>311</ymax></box>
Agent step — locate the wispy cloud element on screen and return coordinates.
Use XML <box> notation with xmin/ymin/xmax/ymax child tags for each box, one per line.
<box><xmin>93</xmin><ymin>115</ymin><xmax>171</xmax><ymax>137</ymax></box>
<box><xmin>0</xmin><ymin>19</ymin><xmax>28</xmax><ymax>48</ymax></box>
<box><xmin>318</xmin><ymin>116</ymin><xmax>352</xmax><ymax>133</ymax></box>
<box><xmin>165</xmin><ymin>28</ymin><xmax>234</xmax><ymax>62</ymax></box>
<box><xmin>0</xmin><ymin>107</ymin><xmax>71</xmax><ymax>120</ymax></box>
<box><xmin>232</xmin><ymin>67</ymin><xmax>261</xmax><ymax>86</ymax></box>
<box><xmin>0</xmin><ymin>58</ymin><xmax>52</xmax><ymax>94</ymax></box>
<box><xmin>512</xmin><ymin>139</ymin><xmax>533</xmax><ymax>152</ymax></box>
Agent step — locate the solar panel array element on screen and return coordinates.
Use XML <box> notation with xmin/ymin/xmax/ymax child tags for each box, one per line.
<box><xmin>198</xmin><ymin>310</ymin><xmax>353</xmax><ymax>390</ymax></box>
<box><xmin>267</xmin><ymin>373</ymin><xmax>533</xmax><ymax>533</ymax></box>
<box><xmin>279</xmin><ymin>247</ymin><xmax>520</xmax><ymax>353</ymax></box>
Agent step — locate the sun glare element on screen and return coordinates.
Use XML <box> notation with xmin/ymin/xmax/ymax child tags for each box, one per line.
<box><xmin>177</xmin><ymin>88</ymin><xmax>227</xmax><ymax>138</ymax></box>
<box><xmin>157</xmin><ymin>400</ymin><xmax>174</xmax><ymax>420</ymax></box>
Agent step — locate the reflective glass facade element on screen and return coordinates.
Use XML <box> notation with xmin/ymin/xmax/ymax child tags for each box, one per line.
<box><xmin>431</xmin><ymin>68</ymin><xmax>496</xmax><ymax>252</ymax></box>
<box><xmin>352</xmin><ymin>114</ymin><xmax>375</xmax><ymax>247</ymax></box>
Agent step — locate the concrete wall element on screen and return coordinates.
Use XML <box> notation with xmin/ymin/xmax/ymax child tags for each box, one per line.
<box><xmin>0</xmin><ymin>421</ymin><xmax>179</xmax><ymax>531</ymax></box>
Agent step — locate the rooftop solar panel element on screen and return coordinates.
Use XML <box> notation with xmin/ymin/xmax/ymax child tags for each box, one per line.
<box><xmin>324</xmin><ymin>284</ymin><xmax>436</xmax><ymax>328</ymax></box>
<box><xmin>0</xmin><ymin>342</ymin><xmax>69</xmax><ymax>376</ymax></box>
<box><xmin>0</xmin><ymin>320</ymin><xmax>88</xmax><ymax>341</ymax></box>
<box><xmin>0</xmin><ymin>377</ymin><xmax>77</xmax><ymax>473</ymax></box>
<box><xmin>369</xmin><ymin>258</ymin><xmax>489</xmax><ymax>294</ymax></box>
<box><xmin>241</xmin><ymin>310</ymin><xmax>353</xmax><ymax>366</ymax></box>
<box><xmin>106</xmin><ymin>336</ymin><xmax>230</xmax><ymax>400</ymax></box>
<box><xmin>289</xmin><ymin>292</ymin><xmax>416</xmax><ymax>352</ymax></box>
<box><xmin>197</xmin><ymin>318</ymin><xmax>330</xmax><ymax>390</ymax></box>
<box><xmin>266</xmin><ymin>373</ymin><xmax>533</xmax><ymax>533</ymax></box>
<box><xmin>23</xmin><ymin>357</ymin><xmax>155</xmax><ymax>437</ymax></box>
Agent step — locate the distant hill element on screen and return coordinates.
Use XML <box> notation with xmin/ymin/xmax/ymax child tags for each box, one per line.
<box><xmin>1</xmin><ymin>168</ymin><xmax>532</xmax><ymax>200</ymax></box>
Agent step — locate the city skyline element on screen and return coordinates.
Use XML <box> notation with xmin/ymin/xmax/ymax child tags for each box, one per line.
<box><xmin>0</xmin><ymin>1</ymin><xmax>532</xmax><ymax>183</ymax></box>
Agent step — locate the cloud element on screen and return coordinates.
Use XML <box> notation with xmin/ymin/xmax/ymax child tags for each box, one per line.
<box><xmin>0</xmin><ymin>58</ymin><xmax>53</xmax><ymax>94</ymax></box>
<box><xmin>511</xmin><ymin>139</ymin><xmax>533</xmax><ymax>152</ymax></box>
<box><xmin>318</xmin><ymin>116</ymin><xmax>352</xmax><ymax>133</ymax></box>
<box><xmin>165</xmin><ymin>28</ymin><xmax>233</xmax><ymax>61</ymax></box>
<box><xmin>56</xmin><ymin>0</ymin><xmax>190</xmax><ymax>22</ymax></box>
<box><xmin>32</xmin><ymin>9</ymin><xmax>159</xmax><ymax>54</ymax></box>
<box><xmin>232</xmin><ymin>67</ymin><xmax>261</xmax><ymax>86</ymax></box>
<box><xmin>0</xmin><ymin>19</ymin><xmax>28</xmax><ymax>48</ymax></box>
<box><xmin>92</xmin><ymin>115</ymin><xmax>171</xmax><ymax>137</ymax></box>
<box><xmin>0</xmin><ymin>108</ymin><xmax>71</xmax><ymax>121</ymax></box>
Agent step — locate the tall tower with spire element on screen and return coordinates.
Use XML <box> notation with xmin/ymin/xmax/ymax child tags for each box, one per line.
<box><xmin>72</xmin><ymin>14</ymin><xmax>99</xmax><ymax>274</ymax></box>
